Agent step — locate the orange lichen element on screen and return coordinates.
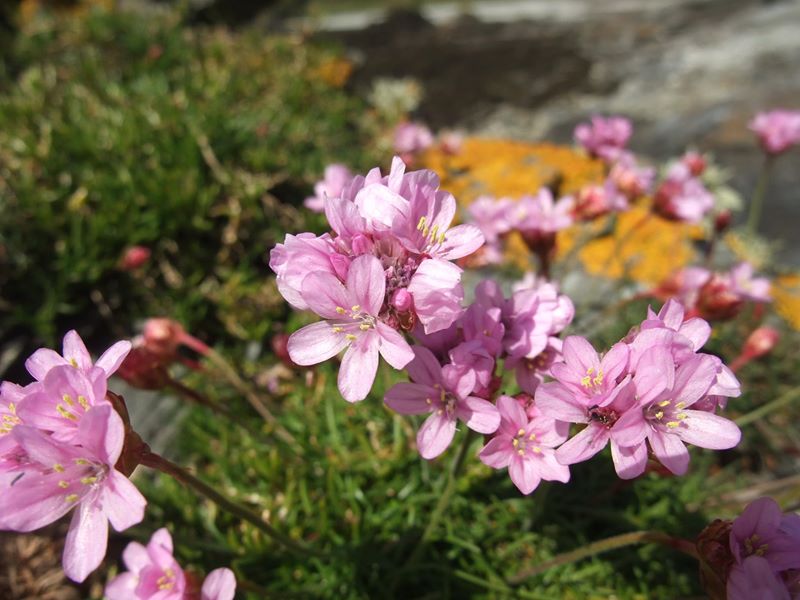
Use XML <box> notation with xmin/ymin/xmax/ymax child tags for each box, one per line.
<box><xmin>773</xmin><ymin>274</ymin><xmax>800</xmax><ymax>331</ymax></box>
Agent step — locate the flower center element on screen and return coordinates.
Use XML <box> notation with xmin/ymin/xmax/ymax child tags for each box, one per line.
<box><xmin>580</xmin><ymin>367</ymin><xmax>604</xmax><ymax>391</ymax></box>
<box><xmin>588</xmin><ymin>405</ymin><xmax>619</xmax><ymax>428</ymax></box>
<box><xmin>645</xmin><ymin>399</ymin><xmax>688</xmax><ymax>430</ymax></box>
<box><xmin>54</xmin><ymin>458</ymin><xmax>108</xmax><ymax>504</ymax></box>
<box><xmin>0</xmin><ymin>403</ymin><xmax>21</xmax><ymax>435</ymax></box>
<box><xmin>331</xmin><ymin>305</ymin><xmax>376</xmax><ymax>341</ymax></box>
<box><xmin>512</xmin><ymin>428</ymin><xmax>542</xmax><ymax>456</ymax></box>
<box><xmin>743</xmin><ymin>533</ymin><xmax>769</xmax><ymax>557</ymax></box>
<box><xmin>157</xmin><ymin>567</ymin><xmax>177</xmax><ymax>591</ymax></box>
<box><xmin>56</xmin><ymin>393</ymin><xmax>90</xmax><ymax>422</ymax></box>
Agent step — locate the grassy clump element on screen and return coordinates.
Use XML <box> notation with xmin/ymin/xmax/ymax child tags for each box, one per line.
<box><xmin>0</xmin><ymin>10</ymin><xmax>376</xmax><ymax>347</ymax></box>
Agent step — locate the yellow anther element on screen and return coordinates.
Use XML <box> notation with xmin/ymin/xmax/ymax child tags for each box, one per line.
<box><xmin>65</xmin><ymin>494</ymin><xmax>79</xmax><ymax>503</ymax></box>
<box><xmin>658</xmin><ymin>400</ymin><xmax>671</xmax><ymax>407</ymax></box>
<box><xmin>593</xmin><ymin>370</ymin><xmax>604</xmax><ymax>386</ymax></box>
<box><xmin>512</xmin><ymin>439</ymin><xmax>519</xmax><ymax>447</ymax></box>
<box><xmin>677</xmin><ymin>413</ymin><xmax>688</xmax><ymax>420</ymax></box>
<box><xmin>58</xmin><ymin>480</ymin><xmax>70</xmax><ymax>489</ymax></box>
<box><xmin>438</xmin><ymin>232</ymin><xmax>446</xmax><ymax>244</ymax></box>
<box><xmin>69</xmin><ymin>358</ymin><xmax>79</xmax><ymax>368</ymax></box>
<box><xmin>63</xmin><ymin>394</ymin><xmax>74</xmax><ymax>406</ymax></box>
<box><xmin>80</xmin><ymin>476</ymin><xmax>98</xmax><ymax>485</ymax></box>
<box><xmin>8</xmin><ymin>403</ymin><xmax>16</xmax><ymax>415</ymax></box>
<box><xmin>517</xmin><ymin>449</ymin><xmax>525</xmax><ymax>456</ymax></box>
<box><xmin>654</xmin><ymin>410</ymin><xmax>664</xmax><ymax>420</ymax></box>
<box><xmin>587</xmin><ymin>367</ymin><xmax>594</xmax><ymax>375</ymax></box>
<box><xmin>533</xmin><ymin>446</ymin><xmax>542</xmax><ymax>454</ymax></box>
<box><xmin>74</xmin><ymin>458</ymin><xmax>89</xmax><ymax>465</ymax></box>
<box><xmin>529</xmin><ymin>433</ymin><xmax>536</xmax><ymax>441</ymax></box>
<box><xmin>580</xmin><ymin>375</ymin><xmax>592</xmax><ymax>388</ymax></box>
<box><xmin>56</xmin><ymin>405</ymin><xmax>78</xmax><ymax>421</ymax></box>
<box><xmin>53</xmin><ymin>463</ymin><xmax>65</xmax><ymax>472</ymax></box>
<box><xmin>417</xmin><ymin>216</ymin><xmax>427</xmax><ymax>231</ymax></box>
<box><xmin>675</xmin><ymin>401</ymin><xmax>686</xmax><ymax>409</ymax></box>
<box><xmin>359</xmin><ymin>323</ymin><xmax>371</xmax><ymax>331</ymax></box>
<box><xmin>332</xmin><ymin>326</ymin><xmax>344</xmax><ymax>333</ymax></box>
<box><xmin>345</xmin><ymin>334</ymin><xmax>357</xmax><ymax>341</ymax></box>
<box><xmin>335</xmin><ymin>306</ymin><xmax>346</xmax><ymax>314</ymax></box>
<box><xmin>517</xmin><ymin>429</ymin><xmax>526</xmax><ymax>436</ymax></box>
<box><xmin>77</xmin><ymin>395</ymin><xmax>89</xmax><ymax>410</ymax></box>
<box><xmin>351</xmin><ymin>305</ymin><xmax>360</xmax><ymax>313</ymax></box>
<box><xmin>666</xmin><ymin>421</ymin><xmax>680</xmax><ymax>428</ymax></box>
<box><xmin>430</xmin><ymin>224</ymin><xmax>439</xmax><ymax>240</ymax></box>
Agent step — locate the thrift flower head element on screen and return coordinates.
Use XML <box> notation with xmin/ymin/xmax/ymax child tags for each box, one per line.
<box><xmin>105</xmin><ymin>528</ymin><xmax>236</xmax><ymax>600</ymax></box>
<box><xmin>653</xmin><ymin>162</ymin><xmax>714</xmax><ymax>224</ymax></box>
<box><xmin>287</xmin><ymin>254</ymin><xmax>414</xmax><ymax>402</ymax></box>
<box><xmin>304</xmin><ymin>164</ymin><xmax>354</xmax><ymax>213</ymax></box>
<box><xmin>384</xmin><ymin>346</ymin><xmax>500</xmax><ymax>459</ymax></box>
<box><xmin>730</xmin><ymin>497</ymin><xmax>800</xmax><ymax>573</ymax></box>
<box><xmin>609</xmin><ymin>152</ymin><xmax>655</xmax><ymax>200</ymax></box>
<box><xmin>393</xmin><ymin>121</ymin><xmax>435</xmax><ymax>158</ymax></box>
<box><xmin>25</xmin><ymin>329</ymin><xmax>131</xmax><ymax>384</ymax></box>
<box><xmin>574</xmin><ymin>115</ymin><xmax>633</xmax><ymax>161</ymax></box>
<box><xmin>479</xmin><ymin>395</ymin><xmax>570</xmax><ymax>494</ymax></box>
<box><xmin>0</xmin><ymin>404</ymin><xmax>146</xmax><ymax>582</ymax></box>
<box><xmin>749</xmin><ymin>109</ymin><xmax>800</xmax><ymax>155</ymax></box>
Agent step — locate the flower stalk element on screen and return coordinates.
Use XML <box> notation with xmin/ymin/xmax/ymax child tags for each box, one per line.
<box><xmin>746</xmin><ymin>156</ymin><xmax>773</xmax><ymax>235</ymax></box>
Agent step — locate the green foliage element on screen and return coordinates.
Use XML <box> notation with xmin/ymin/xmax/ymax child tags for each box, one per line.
<box><xmin>0</xmin><ymin>10</ymin><xmax>375</xmax><ymax>345</ymax></box>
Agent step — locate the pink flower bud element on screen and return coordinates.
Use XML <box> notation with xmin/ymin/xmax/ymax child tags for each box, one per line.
<box><xmin>119</xmin><ymin>245</ymin><xmax>151</xmax><ymax>271</ymax></box>
<box><xmin>391</xmin><ymin>288</ymin><xmax>413</xmax><ymax>313</ymax></box>
<box><xmin>682</xmin><ymin>151</ymin><xmax>707</xmax><ymax>176</ymax></box>
<box><xmin>730</xmin><ymin>326</ymin><xmax>780</xmax><ymax>371</ymax></box>
<box><xmin>143</xmin><ymin>318</ymin><xmax>185</xmax><ymax>361</ymax></box>
<box><xmin>714</xmin><ymin>210</ymin><xmax>732</xmax><ymax>233</ymax></box>
<box><xmin>116</xmin><ymin>345</ymin><xmax>171</xmax><ymax>390</ymax></box>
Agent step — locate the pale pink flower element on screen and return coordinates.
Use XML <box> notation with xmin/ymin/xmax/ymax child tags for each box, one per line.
<box><xmin>287</xmin><ymin>255</ymin><xmax>414</xmax><ymax>402</ymax></box>
<box><xmin>729</xmin><ymin>262</ymin><xmax>771</xmax><ymax>303</ymax></box>
<box><xmin>574</xmin><ymin>115</ymin><xmax>633</xmax><ymax>161</ymax></box>
<box><xmin>119</xmin><ymin>246</ymin><xmax>151</xmax><ymax>271</ymax></box>
<box><xmin>0</xmin><ymin>381</ymin><xmax>29</xmax><ymax>457</ymax></box>
<box><xmin>728</xmin><ymin>556</ymin><xmax>790</xmax><ymax>600</ymax></box>
<box><xmin>479</xmin><ymin>396</ymin><xmax>569</xmax><ymax>494</ymax></box>
<box><xmin>25</xmin><ymin>330</ymin><xmax>131</xmax><ymax>384</ymax></box>
<box><xmin>572</xmin><ymin>180</ymin><xmax>629</xmax><ymax>220</ymax></box>
<box><xmin>384</xmin><ymin>346</ymin><xmax>500</xmax><ymax>459</ymax></box>
<box><xmin>730</xmin><ymin>497</ymin><xmax>800</xmax><ymax>573</ymax></box>
<box><xmin>304</xmin><ymin>164</ymin><xmax>354</xmax><ymax>213</ymax></box>
<box><xmin>105</xmin><ymin>528</ymin><xmax>237</xmax><ymax>600</ymax></box>
<box><xmin>393</xmin><ymin>121</ymin><xmax>435</xmax><ymax>157</ymax></box>
<box><xmin>609</xmin><ymin>152</ymin><xmax>655</xmax><ymax>199</ymax></box>
<box><xmin>515</xmin><ymin>188</ymin><xmax>574</xmax><ymax>235</ymax></box>
<box><xmin>749</xmin><ymin>109</ymin><xmax>800</xmax><ymax>155</ymax></box>
<box><xmin>653</xmin><ymin>163</ymin><xmax>714</xmax><ymax>223</ymax></box>
<box><xmin>681</xmin><ymin>151</ymin><xmax>707</xmax><ymax>176</ymax></box>
<box><xmin>0</xmin><ymin>404</ymin><xmax>146</xmax><ymax>582</ymax></box>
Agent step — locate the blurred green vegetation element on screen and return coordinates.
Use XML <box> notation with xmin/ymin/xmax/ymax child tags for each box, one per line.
<box><xmin>0</xmin><ymin>9</ymin><xmax>376</xmax><ymax>348</ymax></box>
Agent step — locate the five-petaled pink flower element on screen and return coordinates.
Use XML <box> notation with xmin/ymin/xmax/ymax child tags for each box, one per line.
<box><xmin>0</xmin><ymin>404</ymin><xmax>146</xmax><ymax>582</ymax></box>
<box><xmin>105</xmin><ymin>528</ymin><xmax>237</xmax><ymax>600</ymax></box>
<box><xmin>25</xmin><ymin>329</ymin><xmax>131</xmax><ymax>383</ymax></box>
<box><xmin>287</xmin><ymin>254</ymin><xmax>414</xmax><ymax>402</ymax></box>
<box><xmin>479</xmin><ymin>395</ymin><xmax>569</xmax><ymax>494</ymax></box>
<box><xmin>384</xmin><ymin>346</ymin><xmax>500</xmax><ymax>459</ymax></box>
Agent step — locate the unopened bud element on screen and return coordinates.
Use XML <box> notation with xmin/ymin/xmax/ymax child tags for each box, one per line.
<box><xmin>730</xmin><ymin>326</ymin><xmax>780</xmax><ymax>371</ymax></box>
<box><xmin>682</xmin><ymin>151</ymin><xmax>707</xmax><ymax>177</ymax></box>
<box><xmin>116</xmin><ymin>346</ymin><xmax>171</xmax><ymax>390</ymax></box>
<box><xmin>143</xmin><ymin>318</ymin><xmax>185</xmax><ymax>361</ymax></box>
<box><xmin>391</xmin><ymin>288</ymin><xmax>413</xmax><ymax>313</ymax></box>
<box><xmin>119</xmin><ymin>245</ymin><xmax>151</xmax><ymax>271</ymax></box>
<box><xmin>271</xmin><ymin>333</ymin><xmax>297</xmax><ymax>368</ymax></box>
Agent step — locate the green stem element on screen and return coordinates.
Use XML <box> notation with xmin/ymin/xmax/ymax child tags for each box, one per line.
<box><xmin>509</xmin><ymin>530</ymin><xmax>698</xmax><ymax>585</ymax></box>
<box><xmin>747</xmin><ymin>156</ymin><xmax>774</xmax><ymax>235</ymax></box>
<box><xmin>142</xmin><ymin>452</ymin><xmax>324</xmax><ymax>558</ymax></box>
<box><xmin>736</xmin><ymin>386</ymin><xmax>800</xmax><ymax>428</ymax></box>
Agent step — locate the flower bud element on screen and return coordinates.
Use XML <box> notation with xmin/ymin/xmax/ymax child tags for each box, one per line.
<box><xmin>696</xmin><ymin>274</ymin><xmax>743</xmax><ymax>320</ymax></box>
<box><xmin>391</xmin><ymin>288</ymin><xmax>413</xmax><ymax>313</ymax></box>
<box><xmin>730</xmin><ymin>326</ymin><xmax>780</xmax><ymax>371</ymax></box>
<box><xmin>271</xmin><ymin>333</ymin><xmax>297</xmax><ymax>368</ymax></box>
<box><xmin>143</xmin><ymin>318</ymin><xmax>185</xmax><ymax>362</ymax></box>
<box><xmin>714</xmin><ymin>210</ymin><xmax>732</xmax><ymax>234</ymax></box>
<box><xmin>682</xmin><ymin>151</ymin><xmax>707</xmax><ymax>177</ymax></box>
<box><xmin>116</xmin><ymin>346</ymin><xmax>171</xmax><ymax>391</ymax></box>
<box><xmin>119</xmin><ymin>245</ymin><xmax>151</xmax><ymax>271</ymax></box>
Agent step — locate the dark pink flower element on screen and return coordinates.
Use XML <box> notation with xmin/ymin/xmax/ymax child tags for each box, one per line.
<box><xmin>479</xmin><ymin>395</ymin><xmax>569</xmax><ymax>494</ymax></box>
<box><xmin>384</xmin><ymin>346</ymin><xmax>499</xmax><ymax>459</ymax></box>
<box><xmin>119</xmin><ymin>246</ymin><xmax>151</xmax><ymax>271</ymax></box>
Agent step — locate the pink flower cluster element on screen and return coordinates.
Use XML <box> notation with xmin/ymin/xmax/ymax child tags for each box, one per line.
<box><xmin>535</xmin><ymin>299</ymin><xmax>742</xmax><ymax>479</ymax></box>
<box><xmin>385</xmin><ymin>277</ymin><xmax>574</xmax><ymax>476</ymax></box>
<box><xmin>0</xmin><ymin>331</ymin><xmax>146</xmax><ymax>582</ymax></box>
<box><xmin>749</xmin><ymin>110</ymin><xmax>800</xmax><ymax>155</ymax></box>
<box><xmin>106</xmin><ymin>528</ymin><xmax>236</xmax><ymax>600</ymax></box>
<box><xmin>270</xmin><ymin>157</ymin><xmax>485</xmax><ymax>402</ymax></box>
<box><xmin>574</xmin><ymin>115</ymin><xmax>633</xmax><ymax>162</ymax></box>
<box><xmin>653</xmin><ymin>160</ymin><xmax>714</xmax><ymax>223</ymax></box>
<box><xmin>727</xmin><ymin>497</ymin><xmax>800</xmax><ymax>599</ymax></box>
<box><xmin>657</xmin><ymin>262</ymin><xmax>771</xmax><ymax>320</ymax></box>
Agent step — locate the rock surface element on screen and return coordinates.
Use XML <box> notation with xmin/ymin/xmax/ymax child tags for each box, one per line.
<box><xmin>321</xmin><ymin>0</ymin><xmax>800</xmax><ymax>265</ymax></box>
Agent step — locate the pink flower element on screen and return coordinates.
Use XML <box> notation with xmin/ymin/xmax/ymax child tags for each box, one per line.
<box><xmin>728</xmin><ymin>556</ymin><xmax>791</xmax><ymax>600</ymax></box>
<box><xmin>384</xmin><ymin>346</ymin><xmax>500</xmax><ymax>459</ymax></box>
<box><xmin>479</xmin><ymin>396</ymin><xmax>569</xmax><ymax>494</ymax></box>
<box><xmin>681</xmin><ymin>151</ymin><xmax>707</xmax><ymax>176</ymax></box>
<box><xmin>574</xmin><ymin>115</ymin><xmax>633</xmax><ymax>161</ymax></box>
<box><xmin>749</xmin><ymin>109</ymin><xmax>800</xmax><ymax>155</ymax></box>
<box><xmin>572</xmin><ymin>179</ymin><xmax>629</xmax><ymax>220</ymax></box>
<box><xmin>0</xmin><ymin>404</ymin><xmax>146</xmax><ymax>582</ymax></box>
<box><xmin>653</xmin><ymin>163</ymin><xmax>714</xmax><ymax>223</ymax></box>
<box><xmin>729</xmin><ymin>262</ymin><xmax>771</xmax><ymax>303</ymax></box>
<box><xmin>515</xmin><ymin>188</ymin><xmax>574</xmax><ymax>235</ymax></box>
<box><xmin>730</xmin><ymin>497</ymin><xmax>800</xmax><ymax>573</ymax></box>
<box><xmin>119</xmin><ymin>246</ymin><xmax>151</xmax><ymax>271</ymax></box>
<box><xmin>393</xmin><ymin>121</ymin><xmax>435</xmax><ymax>156</ymax></box>
<box><xmin>609</xmin><ymin>152</ymin><xmax>655</xmax><ymax>200</ymax></box>
<box><xmin>0</xmin><ymin>382</ymin><xmax>28</xmax><ymax>457</ymax></box>
<box><xmin>105</xmin><ymin>528</ymin><xmax>236</xmax><ymax>600</ymax></box>
<box><xmin>287</xmin><ymin>255</ymin><xmax>414</xmax><ymax>402</ymax></box>
<box><xmin>304</xmin><ymin>164</ymin><xmax>354</xmax><ymax>213</ymax></box>
<box><xmin>25</xmin><ymin>330</ymin><xmax>131</xmax><ymax>384</ymax></box>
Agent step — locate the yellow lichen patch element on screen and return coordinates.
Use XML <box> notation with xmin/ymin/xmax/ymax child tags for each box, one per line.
<box><xmin>773</xmin><ymin>274</ymin><xmax>800</xmax><ymax>330</ymax></box>
<box><xmin>420</xmin><ymin>138</ymin><xmax>604</xmax><ymax>204</ymax></box>
<box><xmin>570</xmin><ymin>205</ymin><xmax>698</xmax><ymax>285</ymax></box>
<box><xmin>724</xmin><ymin>231</ymin><xmax>772</xmax><ymax>270</ymax></box>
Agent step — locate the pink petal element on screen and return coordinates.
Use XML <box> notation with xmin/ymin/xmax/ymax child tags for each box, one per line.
<box><xmin>287</xmin><ymin>322</ymin><xmax>348</xmax><ymax>366</ymax></box>
<box><xmin>555</xmin><ymin>424</ymin><xmax>609</xmax><ymax>465</ymax></box>
<box><xmin>12</xmin><ymin>424</ymin><xmax>82</xmax><ymax>467</ymax></box>
<box><xmin>338</xmin><ymin>335</ymin><xmax>379</xmax><ymax>402</ymax></box>
<box><xmin>509</xmin><ymin>455</ymin><xmax>542</xmax><ymax>495</ymax></box>
<box><xmin>417</xmin><ymin>412</ymin><xmax>457</xmax><ymax>459</ymax></box>
<box><xmin>354</xmin><ymin>184</ymin><xmax>408</xmax><ymax>231</ymax></box>
<box><xmin>104</xmin><ymin>572</ymin><xmax>139</xmax><ymax>600</ymax></box>
<box><xmin>376</xmin><ymin>323</ymin><xmax>414</xmax><ymax>369</ymax></box>
<box><xmin>673</xmin><ymin>355</ymin><xmax>718</xmax><ymax>407</ymax></box>
<box><xmin>535</xmin><ymin>450</ymin><xmax>571</xmax><ymax>483</ymax></box>
<box><xmin>727</xmin><ymin>557</ymin><xmax>790</xmax><ymax>600</ymax></box>
<box><xmin>347</xmin><ymin>255</ymin><xmax>385</xmax><ymax>316</ymax></box>
<box><xmin>404</xmin><ymin>346</ymin><xmax>444</xmax><ymax>386</ymax></box>
<box><xmin>101</xmin><ymin>470</ymin><xmax>146</xmax><ymax>531</ymax></box>
<box><xmin>678</xmin><ymin>410</ymin><xmax>741</xmax><ymax>450</ymax></box>
<box><xmin>407</xmin><ymin>259</ymin><xmax>464</xmax><ymax>334</ymax></box>
<box><xmin>561</xmin><ymin>336</ymin><xmax>600</xmax><ymax>375</ymax></box>
<box><xmin>25</xmin><ymin>348</ymin><xmax>68</xmax><ymax>381</ymax></box>
<box><xmin>201</xmin><ymin>568</ymin><xmax>237</xmax><ymax>600</ymax></box>
<box><xmin>600</xmin><ymin>342</ymin><xmax>629</xmax><ymax>382</ymax></box>
<box><xmin>610</xmin><ymin>440</ymin><xmax>648</xmax><ymax>479</ymax></box>
<box><xmin>478</xmin><ymin>436</ymin><xmax>513</xmax><ymax>469</ymax></box>
<box><xmin>633</xmin><ymin>345</ymin><xmax>674</xmax><ymax>404</ymax></box>
<box><xmin>301</xmin><ymin>272</ymin><xmax>353</xmax><ymax>319</ymax></box>
<box><xmin>62</xmin><ymin>330</ymin><xmax>93</xmax><ymax>371</ymax></box>
<box><xmin>384</xmin><ymin>383</ymin><xmax>437</xmax><ymax>415</ymax></box>
<box><xmin>121</xmin><ymin>540</ymin><xmax>151</xmax><ymax>573</ymax></box>
<box><xmin>496</xmin><ymin>395</ymin><xmax>529</xmax><ymax>434</ymax></box>
<box><xmin>657</xmin><ymin>299</ymin><xmax>685</xmax><ymax>329</ymax></box>
<box><xmin>95</xmin><ymin>341</ymin><xmax>132</xmax><ymax>376</ymax></box>
<box><xmin>63</xmin><ymin>500</ymin><xmax>109</xmax><ymax>582</ymax></box>
<box><xmin>438</xmin><ymin>224</ymin><xmax>485</xmax><ymax>260</ymax></box>
<box><xmin>456</xmin><ymin>396</ymin><xmax>500</xmax><ymax>434</ymax></box>
<box><xmin>535</xmin><ymin>382</ymin><xmax>588</xmax><ymax>423</ymax></box>
<box><xmin>0</xmin><ymin>470</ymin><xmax>76</xmax><ymax>531</ymax></box>
<box><xmin>610</xmin><ymin>407</ymin><xmax>648</xmax><ymax>446</ymax></box>
<box><xmin>648</xmin><ymin>430</ymin><xmax>690</xmax><ymax>475</ymax></box>
<box><xmin>678</xmin><ymin>318</ymin><xmax>711</xmax><ymax>350</ymax></box>
<box><xmin>78</xmin><ymin>405</ymin><xmax>125</xmax><ymax>466</ymax></box>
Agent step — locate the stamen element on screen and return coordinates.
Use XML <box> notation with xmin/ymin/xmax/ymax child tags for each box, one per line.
<box><xmin>62</xmin><ymin>394</ymin><xmax>74</xmax><ymax>407</ymax></box>
<box><xmin>56</xmin><ymin>405</ymin><xmax>78</xmax><ymax>421</ymax></box>
<box><xmin>666</xmin><ymin>421</ymin><xmax>680</xmax><ymax>428</ymax></box>
<box><xmin>80</xmin><ymin>476</ymin><xmax>98</xmax><ymax>485</ymax></box>
<box><xmin>658</xmin><ymin>400</ymin><xmax>671</xmax><ymax>407</ymax></box>
<box><xmin>58</xmin><ymin>480</ymin><xmax>70</xmax><ymax>489</ymax></box>
<box><xmin>53</xmin><ymin>463</ymin><xmax>65</xmax><ymax>472</ymax></box>
<box><xmin>332</xmin><ymin>326</ymin><xmax>344</xmax><ymax>333</ymax></box>
<box><xmin>345</xmin><ymin>334</ymin><xmax>357</xmax><ymax>341</ymax></box>
<box><xmin>77</xmin><ymin>395</ymin><xmax>90</xmax><ymax>410</ymax></box>
<box><xmin>517</xmin><ymin>429</ymin><xmax>525</xmax><ymax>436</ymax></box>
<box><xmin>335</xmin><ymin>306</ymin><xmax>346</xmax><ymax>314</ymax></box>
<box><xmin>65</xmin><ymin>494</ymin><xmax>79</xmax><ymax>503</ymax></box>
